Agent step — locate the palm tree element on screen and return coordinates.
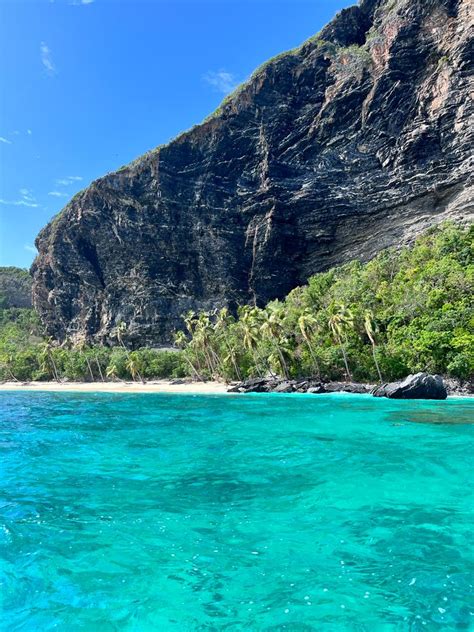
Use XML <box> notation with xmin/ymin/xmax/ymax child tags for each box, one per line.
<box><xmin>114</xmin><ymin>321</ymin><xmax>128</xmax><ymax>350</ymax></box>
<box><xmin>328</xmin><ymin>303</ymin><xmax>354</xmax><ymax>381</ymax></box>
<box><xmin>260</xmin><ymin>304</ymin><xmax>290</xmax><ymax>379</ymax></box>
<box><xmin>298</xmin><ymin>309</ymin><xmax>321</xmax><ymax>380</ymax></box>
<box><xmin>95</xmin><ymin>356</ymin><xmax>105</xmax><ymax>382</ymax></box>
<box><xmin>2</xmin><ymin>355</ymin><xmax>19</xmax><ymax>382</ymax></box>
<box><xmin>239</xmin><ymin>305</ymin><xmax>266</xmax><ymax>377</ymax></box>
<box><xmin>106</xmin><ymin>363</ymin><xmax>119</xmax><ymax>381</ymax></box>
<box><xmin>364</xmin><ymin>310</ymin><xmax>383</xmax><ymax>383</ymax></box>
<box><xmin>76</xmin><ymin>341</ymin><xmax>95</xmax><ymax>381</ymax></box>
<box><xmin>196</xmin><ymin>312</ymin><xmax>218</xmax><ymax>377</ymax></box>
<box><xmin>39</xmin><ymin>337</ymin><xmax>61</xmax><ymax>382</ymax></box>
<box><xmin>174</xmin><ymin>330</ymin><xmax>203</xmax><ymax>380</ymax></box>
<box><xmin>125</xmin><ymin>355</ymin><xmax>144</xmax><ymax>383</ymax></box>
<box><xmin>213</xmin><ymin>308</ymin><xmax>242</xmax><ymax>381</ymax></box>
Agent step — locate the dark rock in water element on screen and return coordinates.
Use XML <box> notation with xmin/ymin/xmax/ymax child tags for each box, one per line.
<box><xmin>372</xmin><ymin>373</ymin><xmax>448</xmax><ymax>400</ymax></box>
<box><xmin>31</xmin><ymin>0</ymin><xmax>474</xmax><ymax>346</ymax></box>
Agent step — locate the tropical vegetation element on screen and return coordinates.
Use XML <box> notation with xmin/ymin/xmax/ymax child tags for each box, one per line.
<box><xmin>175</xmin><ymin>223</ymin><xmax>473</xmax><ymax>383</ymax></box>
<box><xmin>0</xmin><ymin>223</ymin><xmax>472</xmax><ymax>383</ymax></box>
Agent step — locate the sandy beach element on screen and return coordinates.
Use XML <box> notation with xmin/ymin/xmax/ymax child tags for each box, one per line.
<box><xmin>0</xmin><ymin>380</ymin><xmax>229</xmax><ymax>394</ymax></box>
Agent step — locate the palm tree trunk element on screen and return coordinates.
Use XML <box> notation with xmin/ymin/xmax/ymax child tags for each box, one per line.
<box><xmin>307</xmin><ymin>342</ymin><xmax>322</xmax><ymax>380</ymax></box>
<box><xmin>274</xmin><ymin>343</ymin><xmax>290</xmax><ymax>379</ymax></box>
<box><xmin>372</xmin><ymin>343</ymin><xmax>383</xmax><ymax>383</ymax></box>
<box><xmin>50</xmin><ymin>352</ymin><xmax>61</xmax><ymax>383</ymax></box>
<box><xmin>95</xmin><ymin>357</ymin><xmax>105</xmax><ymax>382</ymax></box>
<box><xmin>85</xmin><ymin>355</ymin><xmax>95</xmax><ymax>381</ymax></box>
<box><xmin>339</xmin><ymin>343</ymin><xmax>352</xmax><ymax>381</ymax></box>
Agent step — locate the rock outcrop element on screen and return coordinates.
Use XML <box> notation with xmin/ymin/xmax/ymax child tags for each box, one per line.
<box><xmin>227</xmin><ymin>377</ymin><xmax>372</xmax><ymax>394</ymax></box>
<box><xmin>372</xmin><ymin>372</ymin><xmax>448</xmax><ymax>399</ymax></box>
<box><xmin>32</xmin><ymin>0</ymin><xmax>474</xmax><ymax>346</ymax></box>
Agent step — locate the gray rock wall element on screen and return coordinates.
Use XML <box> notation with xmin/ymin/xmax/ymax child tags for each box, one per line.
<box><xmin>32</xmin><ymin>0</ymin><xmax>474</xmax><ymax>346</ymax></box>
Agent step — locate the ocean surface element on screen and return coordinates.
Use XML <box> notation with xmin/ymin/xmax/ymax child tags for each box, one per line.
<box><xmin>1</xmin><ymin>392</ymin><xmax>473</xmax><ymax>631</ymax></box>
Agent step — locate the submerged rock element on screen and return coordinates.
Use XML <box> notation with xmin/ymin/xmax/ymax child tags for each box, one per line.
<box><xmin>372</xmin><ymin>373</ymin><xmax>448</xmax><ymax>400</ymax></box>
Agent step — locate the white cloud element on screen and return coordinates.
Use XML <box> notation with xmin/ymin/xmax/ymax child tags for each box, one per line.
<box><xmin>27</xmin><ymin>129</ymin><xmax>32</xmax><ymax>135</ymax></box>
<box><xmin>48</xmin><ymin>191</ymin><xmax>68</xmax><ymax>198</ymax></box>
<box><xmin>24</xmin><ymin>244</ymin><xmax>37</xmax><ymax>254</ymax></box>
<box><xmin>40</xmin><ymin>42</ymin><xmax>56</xmax><ymax>76</ymax></box>
<box><xmin>0</xmin><ymin>189</ymin><xmax>39</xmax><ymax>208</ymax></box>
<box><xmin>203</xmin><ymin>70</ymin><xmax>238</xmax><ymax>95</ymax></box>
<box><xmin>0</xmin><ymin>137</ymin><xmax>12</xmax><ymax>144</ymax></box>
<box><xmin>0</xmin><ymin>198</ymin><xmax>39</xmax><ymax>208</ymax></box>
<box><xmin>55</xmin><ymin>176</ymin><xmax>83</xmax><ymax>186</ymax></box>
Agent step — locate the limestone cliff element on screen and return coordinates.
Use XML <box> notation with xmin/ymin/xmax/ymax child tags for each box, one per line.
<box><xmin>32</xmin><ymin>0</ymin><xmax>473</xmax><ymax>346</ymax></box>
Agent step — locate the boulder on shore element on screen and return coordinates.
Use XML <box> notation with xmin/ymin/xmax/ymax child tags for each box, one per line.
<box><xmin>371</xmin><ymin>373</ymin><xmax>447</xmax><ymax>400</ymax></box>
<box><xmin>227</xmin><ymin>378</ymin><xmax>371</xmax><ymax>395</ymax></box>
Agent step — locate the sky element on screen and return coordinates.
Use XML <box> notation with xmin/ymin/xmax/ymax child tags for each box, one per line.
<box><xmin>0</xmin><ymin>0</ymin><xmax>355</xmax><ymax>269</ymax></box>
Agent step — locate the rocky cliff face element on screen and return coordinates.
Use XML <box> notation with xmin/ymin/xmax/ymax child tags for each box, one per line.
<box><xmin>32</xmin><ymin>0</ymin><xmax>473</xmax><ymax>346</ymax></box>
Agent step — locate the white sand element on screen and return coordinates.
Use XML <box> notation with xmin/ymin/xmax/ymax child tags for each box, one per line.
<box><xmin>0</xmin><ymin>380</ymin><xmax>229</xmax><ymax>394</ymax></box>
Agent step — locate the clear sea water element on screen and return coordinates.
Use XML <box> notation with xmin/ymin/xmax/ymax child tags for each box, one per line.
<box><xmin>1</xmin><ymin>392</ymin><xmax>473</xmax><ymax>632</ymax></box>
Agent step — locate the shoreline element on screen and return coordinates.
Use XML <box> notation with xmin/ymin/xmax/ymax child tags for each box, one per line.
<box><xmin>0</xmin><ymin>380</ymin><xmax>228</xmax><ymax>394</ymax></box>
<box><xmin>0</xmin><ymin>380</ymin><xmax>472</xmax><ymax>398</ymax></box>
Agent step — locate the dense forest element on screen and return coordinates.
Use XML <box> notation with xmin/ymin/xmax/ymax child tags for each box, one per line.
<box><xmin>0</xmin><ymin>223</ymin><xmax>472</xmax><ymax>383</ymax></box>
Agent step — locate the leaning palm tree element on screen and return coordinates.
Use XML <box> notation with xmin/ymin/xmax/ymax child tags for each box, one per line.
<box><xmin>105</xmin><ymin>363</ymin><xmax>119</xmax><ymax>381</ymax></box>
<box><xmin>39</xmin><ymin>337</ymin><xmax>61</xmax><ymax>382</ymax></box>
<box><xmin>125</xmin><ymin>355</ymin><xmax>144</xmax><ymax>383</ymax></box>
<box><xmin>239</xmin><ymin>305</ymin><xmax>266</xmax><ymax>377</ymax></box>
<box><xmin>298</xmin><ymin>309</ymin><xmax>321</xmax><ymax>380</ymax></box>
<box><xmin>76</xmin><ymin>341</ymin><xmax>95</xmax><ymax>382</ymax></box>
<box><xmin>213</xmin><ymin>308</ymin><xmax>242</xmax><ymax>381</ymax></box>
<box><xmin>174</xmin><ymin>330</ymin><xmax>203</xmax><ymax>380</ymax></box>
<box><xmin>327</xmin><ymin>303</ymin><xmax>354</xmax><ymax>381</ymax></box>
<box><xmin>260</xmin><ymin>304</ymin><xmax>290</xmax><ymax>379</ymax></box>
<box><xmin>364</xmin><ymin>310</ymin><xmax>383</xmax><ymax>383</ymax></box>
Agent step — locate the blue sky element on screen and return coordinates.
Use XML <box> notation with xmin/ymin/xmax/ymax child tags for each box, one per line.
<box><xmin>0</xmin><ymin>0</ymin><xmax>354</xmax><ymax>269</ymax></box>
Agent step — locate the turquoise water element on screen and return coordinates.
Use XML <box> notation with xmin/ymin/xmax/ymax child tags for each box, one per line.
<box><xmin>1</xmin><ymin>393</ymin><xmax>473</xmax><ymax>631</ymax></box>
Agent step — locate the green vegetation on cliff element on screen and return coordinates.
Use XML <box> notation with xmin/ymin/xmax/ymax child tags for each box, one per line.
<box><xmin>0</xmin><ymin>223</ymin><xmax>472</xmax><ymax>384</ymax></box>
<box><xmin>177</xmin><ymin>223</ymin><xmax>474</xmax><ymax>383</ymax></box>
<box><xmin>0</xmin><ymin>267</ymin><xmax>32</xmax><ymax>309</ymax></box>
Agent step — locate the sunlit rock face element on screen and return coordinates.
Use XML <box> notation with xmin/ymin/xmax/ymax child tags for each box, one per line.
<box><xmin>32</xmin><ymin>0</ymin><xmax>473</xmax><ymax>346</ymax></box>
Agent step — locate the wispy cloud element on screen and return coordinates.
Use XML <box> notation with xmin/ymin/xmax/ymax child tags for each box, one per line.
<box><xmin>203</xmin><ymin>70</ymin><xmax>238</xmax><ymax>95</ymax></box>
<box><xmin>0</xmin><ymin>198</ymin><xmax>39</xmax><ymax>208</ymax></box>
<box><xmin>0</xmin><ymin>189</ymin><xmax>39</xmax><ymax>208</ymax></box>
<box><xmin>24</xmin><ymin>244</ymin><xmax>37</xmax><ymax>254</ymax></box>
<box><xmin>48</xmin><ymin>191</ymin><xmax>69</xmax><ymax>198</ymax></box>
<box><xmin>40</xmin><ymin>42</ymin><xmax>56</xmax><ymax>76</ymax></box>
<box><xmin>27</xmin><ymin>129</ymin><xmax>32</xmax><ymax>135</ymax></box>
<box><xmin>0</xmin><ymin>137</ymin><xmax>12</xmax><ymax>144</ymax></box>
<box><xmin>55</xmin><ymin>176</ymin><xmax>83</xmax><ymax>186</ymax></box>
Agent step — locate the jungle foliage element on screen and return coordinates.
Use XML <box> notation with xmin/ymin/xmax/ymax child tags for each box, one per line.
<box><xmin>176</xmin><ymin>223</ymin><xmax>473</xmax><ymax>383</ymax></box>
<box><xmin>0</xmin><ymin>223</ymin><xmax>472</xmax><ymax>384</ymax></box>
